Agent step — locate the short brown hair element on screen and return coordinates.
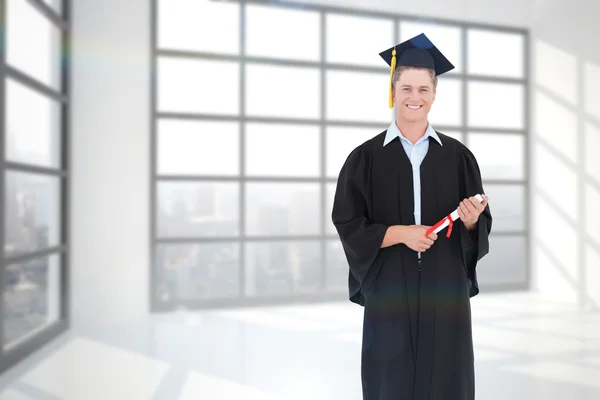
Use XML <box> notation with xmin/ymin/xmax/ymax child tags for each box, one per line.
<box><xmin>392</xmin><ymin>66</ymin><xmax>438</xmax><ymax>91</ymax></box>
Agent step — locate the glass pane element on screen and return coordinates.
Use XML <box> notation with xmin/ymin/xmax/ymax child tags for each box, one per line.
<box><xmin>326</xmin><ymin>240</ymin><xmax>348</xmax><ymax>291</ymax></box>
<box><xmin>468</xmin><ymin>133</ymin><xmax>524</xmax><ymax>180</ymax></box>
<box><xmin>157</xmin><ymin>0</ymin><xmax>239</xmax><ymax>54</ymax></box>
<box><xmin>535</xmin><ymin>143</ymin><xmax>578</xmax><ymax>223</ymax></box>
<box><xmin>468</xmin><ymin>29</ymin><xmax>524</xmax><ymax>78</ymax></box>
<box><xmin>326</xmin><ymin>182</ymin><xmax>336</xmax><ymax>235</ymax></box>
<box><xmin>429</xmin><ymin>76</ymin><xmax>462</xmax><ymax>127</ymax></box>
<box><xmin>246</xmin><ymin>123</ymin><xmax>320</xmax><ymax>177</ymax></box>
<box><xmin>6</xmin><ymin>0</ymin><xmax>62</xmax><ymax>91</ymax></box>
<box><xmin>327</xmin><ymin>14</ymin><xmax>393</xmax><ymax>67</ymax></box>
<box><xmin>5</xmin><ymin>78</ymin><xmax>61</xmax><ymax>169</ymax></box>
<box><xmin>4</xmin><ymin>253</ymin><xmax>61</xmax><ymax>349</ymax></box>
<box><xmin>4</xmin><ymin>172</ymin><xmax>61</xmax><ymax>258</ymax></box>
<box><xmin>156</xmin><ymin>181</ymin><xmax>239</xmax><ymax>238</ymax></box>
<box><xmin>476</xmin><ymin>236</ymin><xmax>527</xmax><ymax>287</ymax></box>
<box><xmin>157</xmin><ymin>119</ymin><xmax>239</xmax><ymax>176</ymax></box>
<box><xmin>245</xmin><ymin>240</ymin><xmax>321</xmax><ymax>296</ymax></box>
<box><xmin>399</xmin><ymin>21</ymin><xmax>462</xmax><ymax>73</ymax></box>
<box><xmin>157</xmin><ymin>56</ymin><xmax>239</xmax><ymax>115</ymax></box>
<box><xmin>439</xmin><ymin>129</ymin><xmax>463</xmax><ymax>143</ymax></box>
<box><xmin>155</xmin><ymin>243</ymin><xmax>240</xmax><ymax>301</ymax></box>
<box><xmin>585</xmin><ymin>122</ymin><xmax>600</xmax><ymax>184</ymax></box>
<box><xmin>481</xmin><ymin>184</ymin><xmax>525</xmax><ymax>232</ymax></box>
<box><xmin>247</xmin><ymin>5</ymin><xmax>319</xmax><ymax>61</ymax></box>
<box><xmin>246</xmin><ymin>64</ymin><xmax>320</xmax><ymax>119</ymax></box>
<box><xmin>327</xmin><ymin>70</ymin><xmax>390</xmax><ymax>122</ymax></box>
<box><xmin>468</xmin><ymin>82</ymin><xmax>524</xmax><ymax>129</ymax></box>
<box><xmin>245</xmin><ymin>183</ymin><xmax>319</xmax><ymax>236</ymax></box>
<box><xmin>326</xmin><ymin>126</ymin><xmax>375</xmax><ymax>177</ymax></box>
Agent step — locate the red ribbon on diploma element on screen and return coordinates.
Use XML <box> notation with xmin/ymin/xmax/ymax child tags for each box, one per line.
<box><xmin>424</xmin><ymin>194</ymin><xmax>484</xmax><ymax>239</ymax></box>
<box><xmin>425</xmin><ymin>214</ymin><xmax>454</xmax><ymax>238</ymax></box>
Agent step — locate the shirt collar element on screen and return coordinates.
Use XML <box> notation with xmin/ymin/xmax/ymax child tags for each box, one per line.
<box><xmin>383</xmin><ymin>121</ymin><xmax>442</xmax><ymax>147</ymax></box>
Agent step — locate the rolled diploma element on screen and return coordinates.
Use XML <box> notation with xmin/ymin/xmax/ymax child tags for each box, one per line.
<box><xmin>428</xmin><ymin>194</ymin><xmax>484</xmax><ymax>235</ymax></box>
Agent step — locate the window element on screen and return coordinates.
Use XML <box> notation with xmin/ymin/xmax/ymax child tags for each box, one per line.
<box><xmin>0</xmin><ymin>0</ymin><xmax>69</xmax><ymax>373</ymax></box>
<box><xmin>246</xmin><ymin>64</ymin><xmax>320</xmax><ymax>119</ymax></box>
<box><xmin>464</xmin><ymin>26</ymin><xmax>530</xmax><ymax>291</ymax></box>
<box><xmin>247</xmin><ymin>5</ymin><xmax>320</xmax><ymax>62</ymax></box>
<box><xmin>246</xmin><ymin>123</ymin><xmax>321</xmax><ymax>177</ymax></box>
<box><xmin>327</xmin><ymin>14</ymin><xmax>393</xmax><ymax>66</ymax></box>
<box><xmin>326</xmin><ymin>70</ymin><xmax>390</xmax><ymax>122</ymax></box>
<box><xmin>152</xmin><ymin>0</ymin><xmax>530</xmax><ymax>309</ymax></box>
<box><xmin>429</xmin><ymin>76</ymin><xmax>463</xmax><ymax>127</ymax></box>
<box><xmin>468</xmin><ymin>81</ymin><xmax>524</xmax><ymax>129</ymax></box>
<box><xmin>468</xmin><ymin>133</ymin><xmax>525</xmax><ymax>180</ymax></box>
<box><xmin>157</xmin><ymin>57</ymin><xmax>240</xmax><ymax>115</ymax></box>
<box><xmin>467</xmin><ymin>29</ymin><xmax>524</xmax><ymax>78</ymax></box>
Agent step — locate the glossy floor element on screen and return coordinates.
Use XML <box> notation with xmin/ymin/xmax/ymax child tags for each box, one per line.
<box><xmin>0</xmin><ymin>291</ymin><xmax>599</xmax><ymax>399</ymax></box>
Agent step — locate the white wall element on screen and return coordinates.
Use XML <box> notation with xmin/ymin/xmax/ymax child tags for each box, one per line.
<box><xmin>70</xmin><ymin>0</ymin><xmax>151</xmax><ymax>329</ymax></box>
<box><xmin>530</xmin><ymin>0</ymin><xmax>600</xmax><ymax>308</ymax></box>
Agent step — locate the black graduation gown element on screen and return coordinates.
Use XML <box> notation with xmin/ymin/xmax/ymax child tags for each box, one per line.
<box><xmin>331</xmin><ymin>130</ymin><xmax>492</xmax><ymax>400</ymax></box>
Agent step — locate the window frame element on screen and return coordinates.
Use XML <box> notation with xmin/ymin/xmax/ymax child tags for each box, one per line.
<box><xmin>0</xmin><ymin>0</ymin><xmax>70</xmax><ymax>374</ymax></box>
<box><xmin>150</xmin><ymin>0</ymin><xmax>531</xmax><ymax>311</ymax></box>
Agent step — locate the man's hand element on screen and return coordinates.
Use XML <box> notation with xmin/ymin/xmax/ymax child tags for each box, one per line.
<box><xmin>458</xmin><ymin>195</ymin><xmax>489</xmax><ymax>230</ymax></box>
<box><xmin>401</xmin><ymin>225</ymin><xmax>438</xmax><ymax>252</ymax></box>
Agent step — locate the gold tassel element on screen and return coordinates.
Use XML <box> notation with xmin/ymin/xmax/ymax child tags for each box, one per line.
<box><xmin>388</xmin><ymin>48</ymin><xmax>396</xmax><ymax>109</ymax></box>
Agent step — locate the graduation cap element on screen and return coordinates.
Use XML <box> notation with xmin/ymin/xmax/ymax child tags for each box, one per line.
<box><xmin>379</xmin><ymin>33</ymin><xmax>455</xmax><ymax>108</ymax></box>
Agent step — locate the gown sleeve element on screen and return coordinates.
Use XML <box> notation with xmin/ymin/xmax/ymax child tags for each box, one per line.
<box><xmin>458</xmin><ymin>146</ymin><xmax>493</xmax><ymax>298</ymax></box>
<box><xmin>331</xmin><ymin>144</ymin><xmax>390</xmax><ymax>305</ymax></box>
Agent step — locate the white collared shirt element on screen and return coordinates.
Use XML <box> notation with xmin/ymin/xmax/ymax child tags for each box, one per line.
<box><xmin>383</xmin><ymin>121</ymin><xmax>443</xmax><ymax>227</ymax></box>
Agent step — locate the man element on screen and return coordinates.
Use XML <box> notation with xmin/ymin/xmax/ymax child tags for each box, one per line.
<box><xmin>331</xmin><ymin>33</ymin><xmax>492</xmax><ymax>400</ymax></box>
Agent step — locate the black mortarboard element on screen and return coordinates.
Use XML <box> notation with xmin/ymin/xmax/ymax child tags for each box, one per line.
<box><xmin>379</xmin><ymin>33</ymin><xmax>455</xmax><ymax>108</ymax></box>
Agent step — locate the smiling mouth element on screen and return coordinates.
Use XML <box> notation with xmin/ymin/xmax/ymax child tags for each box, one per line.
<box><xmin>406</xmin><ymin>104</ymin><xmax>422</xmax><ymax>110</ymax></box>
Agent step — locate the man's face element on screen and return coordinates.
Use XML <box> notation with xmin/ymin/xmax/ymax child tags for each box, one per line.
<box><xmin>393</xmin><ymin>68</ymin><xmax>436</xmax><ymax>122</ymax></box>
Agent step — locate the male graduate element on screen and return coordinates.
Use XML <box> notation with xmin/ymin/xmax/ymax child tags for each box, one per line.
<box><xmin>331</xmin><ymin>33</ymin><xmax>492</xmax><ymax>400</ymax></box>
